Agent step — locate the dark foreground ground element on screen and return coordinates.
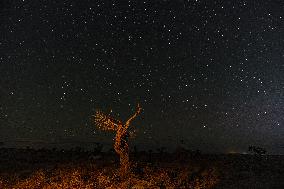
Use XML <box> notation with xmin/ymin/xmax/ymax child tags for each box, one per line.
<box><xmin>0</xmin><ymin>148</ymin><xmax>283</xmax><ymax>188</ymax></box>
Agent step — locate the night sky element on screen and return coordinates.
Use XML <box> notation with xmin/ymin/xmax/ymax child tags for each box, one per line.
<box><xmin>0</xmin><ymin>0</ymin><xmax>283</xmax><ymax>154</ymax></box>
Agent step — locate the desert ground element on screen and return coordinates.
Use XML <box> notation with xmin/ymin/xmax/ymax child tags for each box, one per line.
<box><xmin>0</xmin><ymin>147</ymin><xmax>283</xmax><ymax>188</ymax></box>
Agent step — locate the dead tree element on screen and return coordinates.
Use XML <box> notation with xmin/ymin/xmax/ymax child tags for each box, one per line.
<box><xmin>93</xmin><ymin>104</ymin><xmax>142</xmax><ymax>178</ymax></box>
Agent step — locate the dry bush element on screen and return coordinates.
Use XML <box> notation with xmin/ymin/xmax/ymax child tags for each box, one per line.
<box><xmin>0</xmin><ymin>162</ymin><xmax>219</xmax><ymax>189</ymax></box>
<box><xmin>12</xmin><ymin>170</ymin><xmax>46</xmax><ymax>189</ymax></box>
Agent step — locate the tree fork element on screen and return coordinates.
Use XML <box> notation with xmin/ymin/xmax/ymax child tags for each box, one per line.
<box><xmin>93</xmin><ymin>104</ymin><xmax>142</xmax><ymax>179</ymax></box>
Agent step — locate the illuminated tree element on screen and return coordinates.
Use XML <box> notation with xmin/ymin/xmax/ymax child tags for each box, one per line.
<box><xmin>93</xmin><ymin>104</ymin><xmax>142</xmax><ymax>178</ymax></box>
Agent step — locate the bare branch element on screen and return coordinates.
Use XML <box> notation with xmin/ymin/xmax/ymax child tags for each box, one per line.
<box><xmin>124</xmin><ymin>103</ymin><xmax>142</xmax><ymax>130</ymax></box>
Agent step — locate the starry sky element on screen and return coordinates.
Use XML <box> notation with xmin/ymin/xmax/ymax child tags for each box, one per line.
<box><xmin>0</xmin><ymin>0</ymin><xmax>283</xmax><ymax>154</ymax></box>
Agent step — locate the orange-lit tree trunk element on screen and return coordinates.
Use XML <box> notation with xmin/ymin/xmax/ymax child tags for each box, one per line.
<box><xmin>93</xmin><ymin>104</ymin><xmax>142</xmax><ymax>179</ymax></box>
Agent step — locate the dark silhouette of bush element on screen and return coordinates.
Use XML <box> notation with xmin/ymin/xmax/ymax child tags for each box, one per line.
<box><xmin>248</xmin><ymin>145</ymin><xmax>267</xmax><ymax>155</ymax></box>
<box><xmin>93</xmin><ymin>142</ymin><xmax>103</xmax><ymax>154</ymax></box>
